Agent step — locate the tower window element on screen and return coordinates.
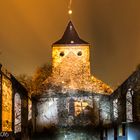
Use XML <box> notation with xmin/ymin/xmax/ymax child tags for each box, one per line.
<box><xmin>60</xmin><ymin>52</ymin><xmax>64</xmax><ymax>57</ymax></box>
<box><xmin>77</xmin><ymin>51</ymin><xmax>82</xmax><ymax>56</ymax></box>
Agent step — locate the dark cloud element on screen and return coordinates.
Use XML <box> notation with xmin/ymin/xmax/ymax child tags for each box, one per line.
<box><xmin>0</xmin><ymin>0</ymin><xmax>140</xmax><ymax>89</ymax></box>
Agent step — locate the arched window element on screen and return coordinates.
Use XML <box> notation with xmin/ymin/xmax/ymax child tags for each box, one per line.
<box><xmin>126</xmin><ymin>88</ymin><xmax>133</xmax><ymax>122</ymax></box>
<box><xmin>28</xmin><ymin>98</ymin><xmax>32</xmax><ymax>120</ymax></box>
<box><xmin>14</xmin><ymin>93</ymin><xmax>21</xmax><ymax>133</ymax></box>
<box><xmin>2</xmin><ymin>75</ymin><xmax>12</xmax><ymax>131</ymax></box>
<box><xmin>113</xmin><ymin>99</ymin><xmax>118</xmax><ymax>120</ymax></box>
<box><xmin>74</xmin><ymin>97</ymin><xmax>89</xmax><ymax>116</ymax></box>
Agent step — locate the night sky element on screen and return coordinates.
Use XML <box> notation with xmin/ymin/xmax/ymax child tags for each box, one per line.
<box><xmin>0</xmin><ymin>0</ymin><xmax>140</xmax><ymax>89</ymax></box>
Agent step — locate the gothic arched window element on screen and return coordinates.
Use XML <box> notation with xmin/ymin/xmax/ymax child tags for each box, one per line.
<box><xmin>2</xmin><ymin>75</ymin><xmax>12</xmax><ymax>131</ymax></box>
<box><xmin>126</xmin><ymin>88</ymin><xmax>133</xmax><ymax>122</ymax></box>
<box><xmin>14</xmin><ymin>93</ymin><xmax>21</xmax><ymax>133</ymax></box>
<box><xmin>28</xmin><ymin>98</ymin><xmax>32</xmax><ymax>120</ymax></box>
<box><xmin>113</xmin><ymin>99</ymin><xmax>118</xmax><ymax>120</ymax></box>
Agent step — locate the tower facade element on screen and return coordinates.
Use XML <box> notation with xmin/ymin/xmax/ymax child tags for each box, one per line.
<box><xmin>51</xmin><ymin>21</ymin><xmax>91</xmax><ymax>89</ymax></box>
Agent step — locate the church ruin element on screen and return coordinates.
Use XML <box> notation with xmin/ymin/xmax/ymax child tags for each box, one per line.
<box><xmin>32</xmin><ymin>21</ymin><xmax>113</xmax><ymax>139</ymax></box>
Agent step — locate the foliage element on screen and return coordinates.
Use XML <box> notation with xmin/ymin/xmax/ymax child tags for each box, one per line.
<box><xmin>16</xmin><ymin>64</ymin><xmax>52</xmax><ymax>95</ymax></box>
<box><xmin>32</xmin><ymin>64</ymin><xmax>52</xmax><ymax>94</ymax></box>
<box><xmin>16</xmin><ymin>74</ymin><xmax>33</xmax><ymax>95</ymax></box>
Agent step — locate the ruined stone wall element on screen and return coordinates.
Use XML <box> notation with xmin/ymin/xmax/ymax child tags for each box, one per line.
<box><xmin>34</xmin><ymin>92</ymin><xmax>112</xmax><ymax>132</ymax></box>
<box><xmin>111</xmin><ymin>70</ymin><xmax>140</xmax><ymax>124</ymax></box>
<box><xmin>35</xmin><ymin>97</ymin><xmax>58</xmax><ymax>132</ymax></box>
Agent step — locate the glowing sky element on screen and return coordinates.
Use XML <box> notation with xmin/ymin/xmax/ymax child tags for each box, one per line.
<box><xmin>0</xmin><ymin>0</ymin><xmax>140</xmax><ymax>89</ymax></box>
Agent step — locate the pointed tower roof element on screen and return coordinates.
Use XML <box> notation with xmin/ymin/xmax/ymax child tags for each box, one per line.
<box><xmin>53</xmin><ymin>21</ymin><xmax>89</xmax><ymax>45</ymax></box>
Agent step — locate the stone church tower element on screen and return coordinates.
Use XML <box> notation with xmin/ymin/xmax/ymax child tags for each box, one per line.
<box><xmin>45</xmin><ymin>21</ymin><xmax>112</xmax><ymax>94</ymax></box>
<box><xmin>51</xmin><ymin>21</ymin><xmax>90</xmax><ymax>90</ymax></box>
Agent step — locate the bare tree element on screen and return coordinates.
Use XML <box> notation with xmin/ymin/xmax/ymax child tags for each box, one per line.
<box><xmin>16</xmin><ymin>64</ymin><xmax>52</xmax><ymax>95</ymax></box>
<box><xmin>32</xmin><ymin>64</ymin><xmax>52</xmax><ymax>94</ymax></box>
<box><xmin>16</xmin><ymin>74</ymin><xmax>33</xmax><ymax>95</ymax></box>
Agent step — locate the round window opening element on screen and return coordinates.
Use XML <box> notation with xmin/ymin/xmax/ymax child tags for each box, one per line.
<box><xmin>60</xmin><ymin>52</ymin><xmax>64</xmax><ymax>57</ymax></box>
<box><xmin>77</xmin><ymin>51</ymin><xmax>82</xmax><ymax>56</ymax></box>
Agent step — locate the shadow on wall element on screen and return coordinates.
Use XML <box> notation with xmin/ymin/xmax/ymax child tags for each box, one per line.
<box><xmin>32</xmin><ymin>124</ymin><xmax>58</xmax><ymax>140</ymax></box>
<box><xmin>127</xmin><ymin>123</ymin><xmax>140</xmax><ymax>140</ymax></box>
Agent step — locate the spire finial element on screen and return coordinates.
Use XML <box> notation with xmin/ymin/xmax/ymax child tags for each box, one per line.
<box><xmin>68</xmin><ymin>0</ymin><xmax>73</xmax><ymax>19</ymax></box>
